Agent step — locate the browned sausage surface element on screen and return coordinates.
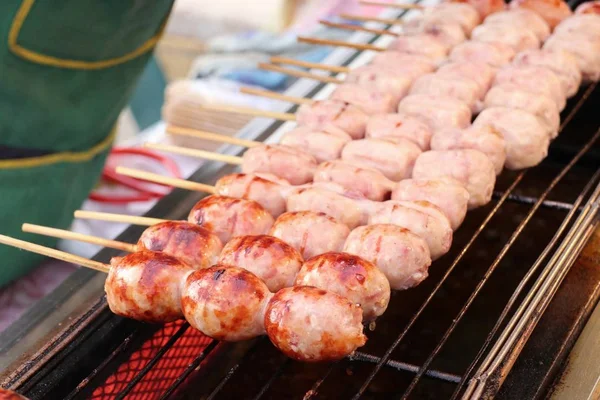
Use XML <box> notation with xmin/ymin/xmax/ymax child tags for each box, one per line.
<box><xmin>188</xmin><ymin>195</ymin><xmax>274</xmax><ymax>243</ymax></box>
<box><xmin>218</xmin><ymin>235</ymin><xmax>303</xmax><ymax>292</ymax></box>
<box><xmin>295</xmin><ymin>252</ymin><xmax>390</xmax><ymax>321</ymax></box>
<box><xmin>137</xmin><ymin>221</ymin><xmax>223</xmax><ymax>270</ymax></box>
<box><xmin>106</xmin><ymin>251</ymin><xmax>192</xmax><ymax>323</ymax></box>
<box><xmin>182</xmin><ymin>265</ymin><xmax>272</xmax><ymax>341</ymax></box>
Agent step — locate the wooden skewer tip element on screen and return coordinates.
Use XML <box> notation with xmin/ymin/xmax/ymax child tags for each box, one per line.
<box><xmin>22</xmin><ymin>223</ymin><xmax>137</xmax><ymax>253</ymax></box>
<box><xmin>0</xmin><ymin>233</ymin><xmax>109</xmax><ymax>273</ymax></box>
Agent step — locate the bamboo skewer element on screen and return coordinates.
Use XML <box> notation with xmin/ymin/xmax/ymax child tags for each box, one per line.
<box><xmin>74</xmin><ymin>211</ymin><xmax>167</xmax><ymax>227</ymax></box>
<box><xmin>166</xmin><ymin>125</ymin><xmax>260</xmax><ymax>148</ymax></box>
<box><xmin>116</xmin><ymin>166</ymin><xmax>219</xmax><ymax>194</ymax></box>
<box><xmin>359</xmin><ymin>0</ymin><xmax>425</xmax><ymax>9</ymax></box>
<box><xmin>270</xmin><ymin>56</ymin><xmax>350</xmax><ymax>74</ymax></box>
<box><xmin>319</xmin><ymin>20</ymin><xmax>400</xmax><ymax>37</ymax></box>
<box><xmin>258</xmin><ymin>63</ymin><xmax>344</xmax><ymax>85</ymax></box>
<box><xmin>239</xmin><ymin>87</ymin><xmax>314</xmax><ymax>105</ymax></box>
<box><xmin>22</xmin><ymin>223</ymin><xmax>137</xmax><ymax>253</ymax></box>
<box><xmin>0</xmin><ymin>234</ymin><xmax>110</xmax><ymax>273</ymax></box>
<box><xmin>297</xmin><ymin>37</ymin><xmax>385</xmax><ymax>52</ymax></box>
<box><xmin>199</xmin><ymin>104</ymin><xmax>297</xmax><ymax>121</ymax></box>
<box><xmin>165</xmin><ymin>128</ymin><xmax>259</xmax><ymax>148</ymax></box>
<box><xmin>339</xmin><ymin>13</ymin><xmax>405</xmax><ymax>26</ymax></box>
<box><xmin>144</xmin><ymin>143</ymin><xmax>243</xmax><ymax>166</ymax></box>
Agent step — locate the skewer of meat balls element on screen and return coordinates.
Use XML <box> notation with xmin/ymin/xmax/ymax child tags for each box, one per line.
<box><xmin>258</xmin><ymin>62</ymin><xmax>423</xmax><ymax>113</ymax></box>
<box><xmin>149</xmin><ymin>132</ymin><xmax>422</xmax><ymax>188</ymax></box>
<box><xmin>25</xmin><ymin>220</ymin><xmax>392</xmax><ymax>321</ymax></box>
<box><xmin>545</xmin><ymin>11</ymin><xmax>600</xmax><ymax>82</ymax></box>
<box><xmin>72</xmin><ymin>209</ymin><xmax>349</xmax><ymax>264</ymax></box>
<box><xmin>358</xmin><ymin>0</ymin><xmax>505</xmax><ymax>20</ymax></box>
<box><xmin>75</xmin><ymin>193</ymin><xmax>274</xmax><ymax>245</ymax></box>
<box><xmin>22</xmin><ymin>221</ymin><xmax>224</xmax><ymax>270</ymax></box>
<box><xmin>128</xmin><ymin>137</ymin><xmax>472</xmax><ymax>233</ymax></box>
<box><xmin>322</xmin><ymin>11</ymin><xmax>468</xmax><ymax>50</ymax></box>
<box><xmin>359</xmin><ymin>0</ymin><xmax>485</xmax><ymax>33</ymax></box>
<box><xmin>365</xmin><ymin>0</ymin><xmax>572</xmax><ymax>27</ymax></box>
<box><xmin>73</xmin><ymin>207</ymin><xmax>433</xmax><ymax>294</ymax></box>
<box><xmin>113</xmin><ymin>166</ymin><xmax>455</xmax><ymax>261</ymax></box>
<box><xmin>58</xmin><ymin>206</ymin><xmax>421</xmax><ymax>316</ymax></box>
<box><xmin>23</xmin><ymin>222</ymin><xmax>300</xmax><ymax>292</ymax></box>
<box><xmin>0</xmin><ymin>234</ymin><xmax>369</xmax><ymax>361</ymax></box>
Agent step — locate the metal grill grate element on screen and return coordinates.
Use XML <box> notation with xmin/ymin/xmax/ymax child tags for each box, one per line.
<box><xmin>4</xmin><ymin>4</ymin><xmax>600</xmax><ymax>399</ymax></box>
<box><xmin>63</xmin><ymin>81</ymin><xmax>600</xmax><ymax>400</ymax></box>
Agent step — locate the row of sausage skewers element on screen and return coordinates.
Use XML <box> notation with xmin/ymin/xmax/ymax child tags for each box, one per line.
<box><xmin>148</xmin><ymin>1</ymin><xmax>600</xmax><ymax>217</ymax></box>
<box><xmin>2</xmin><ymin>0</ymin><xmax>600</xmax><ymax>366</ymax></box>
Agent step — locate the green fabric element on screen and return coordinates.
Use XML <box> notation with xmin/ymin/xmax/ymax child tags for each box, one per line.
<box><xmin>0</xmin><ymin>0</ymin><xmax>175</xmax><ymax>286</ymax></box>
<box><xmin>0</xmin><ymin>0</ymin><xmax>174</xmax><ymax>152</ymax></box>
<box><xmin>0</xmin><ymin>148</ymin><xmax>110</xmax><ymax>285</ymax></box>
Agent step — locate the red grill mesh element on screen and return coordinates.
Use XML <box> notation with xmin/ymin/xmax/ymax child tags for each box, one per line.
<box><xmin>90</xmin><ymin>321</ymin><xmax>212</xmax><ymax>400</ymax></box>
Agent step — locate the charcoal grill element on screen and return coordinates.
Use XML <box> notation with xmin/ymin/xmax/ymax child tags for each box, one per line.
<box><xmin>2</xmin><ymin>1</ymin><xmax>600</xmax><ymax>399</ymax></box>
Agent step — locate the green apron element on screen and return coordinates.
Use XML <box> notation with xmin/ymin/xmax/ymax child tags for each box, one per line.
<box><xmin>0</xmin><ymin>0</ymin><xmax>175</xmax><ymax>286</ymax></box>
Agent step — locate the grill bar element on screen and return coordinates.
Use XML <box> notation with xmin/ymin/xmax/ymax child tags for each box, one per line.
<box><xmin>304</xmin><ymin>362</ymin><xmax>339</xmax><ymax>400</ymax></box>
<box><xmin>64</xmin><ymin>329</ymin><xmax>140</xmax><ymax>400</ymax></box>
<box><xmin>351</xmin><ymin>352</ymin><xmax>462</xmax><ymax>383</ymax></box>
<box><xmin>452</xmin><ymin>167</ymin><xmax>600</xmax><ymax>399</ymax></box>
<box><xmin>350</xmin><ymin>82</ymin><xmax>599</xmax><ymax>399</ymax></box>
<box><xmin>114</xmin><ymin>323</ymin><xmax>191</xmax><ymax>400</ymax></box>
<box><xmin>493</xmin><ymin>192</ymin><xmax>574</xmax><ymax>211</ymax></box>
<box><xmin>398</xmin><ymin>105</ymin><xmax>600</xmax><ymax>399</ymax></box>
<box><xmin>463</xmin><ymin>167</ymin><xmax>600</xmax><ymax>399</ymax></box>
<box><xmin>157</xmin><ymin>339</ymin><xmax>219</xmax><ymax>400</ymax></box>
<box><xmin>253</xmin><ymin>359</ymin><xmax>291</xmax><ymax>400</ymax></box>
<box><xmin>206</xmin><ymin>341</ymin><xmax>263</xmax><ymax>400</ymax></box>
<box><xmin>346</xmin><ymin>174</ymin><xmax>524</xmax><ymax>399</ymax></box>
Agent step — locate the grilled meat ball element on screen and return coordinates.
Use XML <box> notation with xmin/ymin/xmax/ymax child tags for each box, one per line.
<box><xmin>106</xmin><ymin>251</ymin><xmax>193</xmax><ymax>323</ymax></box>
<box><xmin>409</xmin><ymin>73</ymin><xmax>482</xmax><ymax>113</ymax></box>
<box><xmin>297</xmin><ymin>99</ymin><xmax>369</xmax><ymax>139</ymax></box>
<box><xmin>412</xmin><ymin>149</ymin><xmax>496</xmax><ymax>208</ymax></box>
<box><xmin>430</xmin><ymin>125</ymin><xmax>507</xmax><ymax>175</ymax></box>
<box><xmin>369</xmin><ymin>200</ymin><xmax>453</xmax><ymax>260</ymax></box>
<box><xmin>188</xmin><ymin>195</ymin><xmax>274</xmax><ymax>243</ymax></box>
<box><xmin>341</xmin><ymin>138</ymin><xmax>422</xmax><ymax>182</ymax></box>
<box><xmin>280</xmin><ymin>126</ymin><xmax>352</xmax><ymax>163</ymax></box>
<box><xmin>365</xmin><ymin>113</ymin><xmax>433</xmax><ymax>151</ymax></box>
<box><xmin>218</xmin><ymin>235</ymin><xmax>303</xmax><ymax>292</ymax></box>
<box><xmin>509</xmin><ymin>0</ymin><xmax>572</xmax><ymax>28</ymax></box>
<box><xmin>471</xmin><ymin>23</ymin><xmax>540</xmax><ymax>53</ymax></box>
<box><xmin>388</xmin><ymin>35</ymin><xmax>449</xmax><ymax>65</ymax></box>
<box><xmin>242</xmin><ymin>144</ymin><xmax>318</xmax><ymax>185</ymax></box>
<box><xmin>398</xmin><ymin>94</ymin><xmax>472</xmax><ymax>133</ymax></box>
<box><xmin>391</xmin><ymin>178</ymin><xmax>470</xmax><ymax>230</ymax></box>
<box><xmin>295</xmin><ymin>252</ymin><xmax>391</xmax><ymax>321</ymax></box>
<box><xmin>512</xmin><ymin>49</ymin><xmax>582</xmax><ymax>97</ymax></box>
<box><xmin>449</xmin><ymin>40</ymin><xmax>515</xmax><ymax>68</ymax></box>
<box><xmin>182</xmin><ymin>265</ymin><xmax>272</xmax><ymax>341</ymax></box>
<box><xmin>474</xmin><ymin>107</ymin><xmax>551</xmax><ymax>169</ymax></box>
<box><xmin>269</xmin><ymin>211</ymin><xmax>351</xmax><ymax>260</ymax></box>
<box><xmin>264</xmin><ymin>286</ymin><xmax>366</xmax><ymax>362</ymax></box>
<box><xmin>344</xmin><ymin>224</ymin><xmax>432</xmax><ymax>290</ymax></box>
<box><xmin>137</xmin><ymin>221</ymin><xmax>223</xmax><ymax>270</ymax></box>
<box><xmin>484</xmin><ymin>9</ymin><xmax>551</xmax><ymax>41</ymax></box>
<box><xmin>484</xmin><ymin>83</ymin><xmax>560</xmax><ymax>135</ymax></box>
<box><xmin>436</xmin><ymin>61</ymin><xmax>496</xmax><ymax>99</ymax></box>
<box><xmin>313</xmin><ymin>160</ymin><xmax>394</xmax><ymax>201</ymax></box>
